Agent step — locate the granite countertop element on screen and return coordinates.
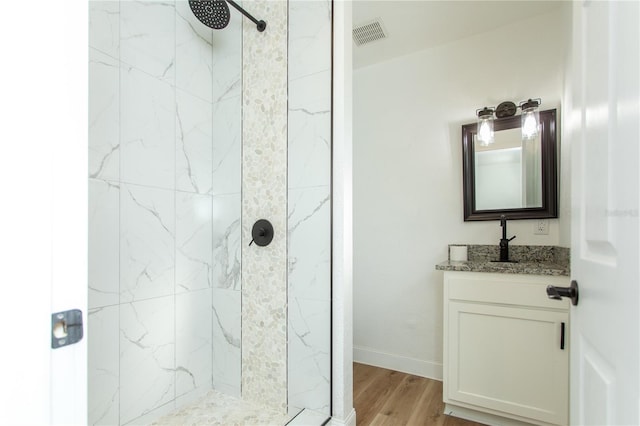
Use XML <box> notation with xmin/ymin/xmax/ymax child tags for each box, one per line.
<box><xmin>435</xmin><ymin>245</ymin><xmax>570</xmax><ymax>277</ymax></box>
<box><xmin>436</xmin><ymin>260</ymin><xmax>569</xmax><ymax>276</ymax></box>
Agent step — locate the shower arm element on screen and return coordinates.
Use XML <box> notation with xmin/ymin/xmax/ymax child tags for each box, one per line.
<box><xmin>226</xmin><ymin>0</ymin><xmax>267</xmax><ymax>32</ymax></box>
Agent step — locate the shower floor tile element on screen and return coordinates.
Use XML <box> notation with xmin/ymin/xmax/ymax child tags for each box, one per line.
<box><xmin>151</xmin><ymin>390</ymin><xmax>292</xmax><ymax>426</ymax></box>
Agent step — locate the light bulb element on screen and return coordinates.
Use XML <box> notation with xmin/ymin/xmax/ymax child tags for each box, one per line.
<box><xmin>477</xmin><ymin>117</ymin><xmax>494</xmax><ymax>146</ymax></box>
<box><xmin>521</xmin><ymin>110</ymin><xmax>539</xmax><ymax>140</ymax></box>
<box><xmin>476</xmin><ymin>107</ymin><xmax>495</xmax><ymax>146</ymax></box>
<box><xmin>520</xmin><ymin>99</ymin><xmax>540</xmax><ymax>141</ymax></box>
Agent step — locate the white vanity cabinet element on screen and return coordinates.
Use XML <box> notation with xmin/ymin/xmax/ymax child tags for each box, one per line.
<box><xmin>443</xmin><ymin>271</ymin><xmax>570</xmax><ymax>426</ymax></box>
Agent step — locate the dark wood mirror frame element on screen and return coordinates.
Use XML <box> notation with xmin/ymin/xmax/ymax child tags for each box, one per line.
<box><xmin>462</xmin><ymin>108</ymin><xmax>558</xmax><ymax>221</ymax></box>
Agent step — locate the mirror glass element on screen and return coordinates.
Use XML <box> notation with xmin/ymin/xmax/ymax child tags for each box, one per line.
<box><xmin>462</xmin><ymin>109</ymin><xmax>558</xmax><ymax>221</ymax></box>
<box><xmin>473</xmin><ymin>127</ymin><xmax>542</xmax><ymax>210</ymax></box>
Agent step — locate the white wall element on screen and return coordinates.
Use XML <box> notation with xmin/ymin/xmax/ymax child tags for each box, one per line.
<box><xmin>353</xmin><ymin>7</ymin><xmax>572</xmax><ymax>379</ymax></box>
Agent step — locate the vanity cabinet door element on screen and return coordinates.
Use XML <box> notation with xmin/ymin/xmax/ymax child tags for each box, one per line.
<box><xmin>446</xmin><ymin>301</ymin><xmax>569</xmax><ymax>426</ymax></box>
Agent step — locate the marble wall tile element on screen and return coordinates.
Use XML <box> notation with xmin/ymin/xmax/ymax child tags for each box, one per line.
<box><xmin>288</xmin><ymin>297</ymin><xmax>331</xmax><ymax>415</ymax></box>
<box><xmin>176</xmin><ymin>289</ymin><xmax>213</xmax><ymax>398</ymax></box>
<box><xmin>288</xmin><ymin>70</ymin><xmax>332</xmax><ymax>189</ymax></box>
<box><xmin>120</xmin><ymin>184</ymin><xmax>175</xmax><ymax>302</ymax></box>
<box><xmin>120</xmin><ymin>296</ymin><xmax>175</xmax><ymax>424</ymax></box>
<box><xmin>89</xmin><ymin>1</ymin><xmax>119</xmax><ymax>58</ymax></box>
<box><xmin>242</xmin><ymin>0</ymin><xmax>289</xmax><ymax>413</ymax></box>
<box><xmin>176</xmin><ymin>90</ymin><xmax>213</xmax><ymax>194</ymax></box>
<box><xmin>287</xmin><ymin>0</ymin><xmax>333</xmax><ymax>417</ymax></box>
<box><xmin>88</xmin><ymin>0</ymin><xmax>249</xmax><ymax>422</ymax></box>
<box><xmin>176</xmin><ymin>192</ymin><xmax>213</xmax><ymax>293</ymax></box>
<box><xmin>175</xmin><ymin>1</ymin><xmax>214</xmax><ymax>102</ymax></box>
<box><xmin>212</xmin><ymin>96</ymin><xmax>242</xmax><ymax>196</ymax></box>
<box><xmin>212</xmin><ymin>18</ymin><xmax>242</xmax><ymax>102</ymax></box>
<box><xmin>212</xmin><ymin>193</ymin><xmax>241</xmax><ymax>290</ymax></box>
<box><xmin>288</xmin><ymin>186</ymin><xmax>331</xmax><ymax>301</ymax></box>
<box><xmin>89</xmin><ymin>48</ymin><xmax>120</xmax><ymax>181</ymax></box>
<box><xmin>88</xmin><ymin>306</ymin><xmax>120</xmax><ymax>426</ymax></box>
<box><xmin>120</xmin><ymin>0</ymin><xmax>176</xmax><ymax>83</ymax></box>
<box><xmin>89</xmin><ymin>179</ymin><xmax>120</xmax><ymax>309</ymax></box>
<box><xmin>288</xmin><ymin>0</ymin><xmax>332</xmax><ymax>81</ymax></box>
<box><xmin>120</xmin><ymin>65</ymin><xmax>175</xmax><ymax>190</ymax></box>
<box><xmin>212</xmin><ymin>288</ymin><xmax>241</xmax><ymax>398</ymax></box>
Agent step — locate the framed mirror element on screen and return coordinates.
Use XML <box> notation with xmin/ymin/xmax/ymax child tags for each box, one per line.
<box><xmin>462</xmin><ymin>108</ymin><xmax>558</xmax><ymax>221</ymax></box>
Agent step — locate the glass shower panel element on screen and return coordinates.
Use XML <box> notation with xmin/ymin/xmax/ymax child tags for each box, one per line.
<box><xmin>287</xmin><ymin>0</ymin><xmax>333</xmax><ymax>419</ymax></box>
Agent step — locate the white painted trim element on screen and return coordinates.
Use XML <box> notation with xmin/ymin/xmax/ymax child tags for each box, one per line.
<box><xmin>51</xmin><ymin>2</ymin><xmax>88</xmax><ymax>423</ymax></box>
<box><xmin>329</xmin><ymin>408</ymin><xmax>357</xmax><ymax>426</ymax></box>
<box><xmin>354</xmin><ymin>346</ymin><xmax>443</xmax><ymax>381</ymax></box>
<box><xmin>1</xmin><ymin>1</ymin><xmax>88</xmax><ymax>424</ymax></box>
<box><xmin>331</xmin><ymin>0</ymin><xmax>354</xmax><ymax>424</ymax></box>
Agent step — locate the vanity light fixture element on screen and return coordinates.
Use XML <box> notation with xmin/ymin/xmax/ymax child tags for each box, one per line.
<box><xmin>476</xmin><ymin>106</ymin><xmax>495</xmax><ymax>146</ymax></box>
<box><xmin>474</xmin><ymin>98</ymin><xmax>542</xmax><ymax>143</ymax></box>
<box><xmin>520</xmin><ymin>98</ymin><xmax>541</xmax><ymax>140</ymax></box>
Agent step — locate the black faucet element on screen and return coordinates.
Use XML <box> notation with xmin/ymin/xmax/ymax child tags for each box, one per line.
<box><xmin>499</xmin><ymin>215</ymin><xmax>516</xmax><ymax>262</ymax></box>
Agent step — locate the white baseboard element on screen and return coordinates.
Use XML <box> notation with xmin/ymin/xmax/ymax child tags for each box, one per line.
<box><xmin>329</xmin><ymin>408</ymin><xmax>356</xmax><ymax>426</ymax></box>
<box><xmin>353</xmin><ymin>346</ymin><xmax>443</xmax><ymax>380</ymax></box>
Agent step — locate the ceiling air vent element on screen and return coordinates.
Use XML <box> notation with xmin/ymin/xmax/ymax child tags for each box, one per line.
<box><xmin>352</xmin><ymin>19</ymin><xmax>388</xmax><ymax>47</ymax></box>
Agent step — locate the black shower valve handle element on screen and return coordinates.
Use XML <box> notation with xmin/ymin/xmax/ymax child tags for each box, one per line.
<box><xmin>249</xmin><ymin>219</ymin><xmax>274</xmax><ymax>247</ymax></box>
<box><xmin>248</xmin><ymin>227</ymin><xmax>267</xmax><ymax>246</ymax></box>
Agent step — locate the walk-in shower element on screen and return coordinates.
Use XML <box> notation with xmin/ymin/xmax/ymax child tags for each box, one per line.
<box><xmin>88</xmin><ymin>0</ymin><xmax>331</xmax><ymax>424</ymax></box>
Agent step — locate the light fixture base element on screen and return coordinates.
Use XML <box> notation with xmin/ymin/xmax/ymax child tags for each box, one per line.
<box><xmin>520</xmin><ymin>98</ymin><xmax>541</xmax><ymax>111</ymax></box>
<box><xmin>477</xmin><ymin>106</ymin><xmax>494</xmax><ymax>119</ymax></box>
<box><xmin>495</xmin><ymin>101</ymin><xmax>517</xmax><ymax>118</ymax></box>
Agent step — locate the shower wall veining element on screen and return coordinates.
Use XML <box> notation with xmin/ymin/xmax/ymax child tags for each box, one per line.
<box><xmin>286</xmin><ymin>0</ymin><xmax>332</xmax><ymax>415</ymax></box>
<box><xmin>88</xmin><ymin>0</ymin><xmax>331</xmax><ymax>424</ymax></box>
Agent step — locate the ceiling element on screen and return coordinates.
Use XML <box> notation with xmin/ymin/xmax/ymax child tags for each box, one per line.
<box><xmin>352</xmin><ymin>0</ymin><xmax>564</xmax><ymax>69</ymax></box>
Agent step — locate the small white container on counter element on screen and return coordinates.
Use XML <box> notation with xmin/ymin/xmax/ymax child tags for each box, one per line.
<box><xmin>449</xmin><ymin>245</ymin><xmax>468</xmax><ymax>262</ymax></box>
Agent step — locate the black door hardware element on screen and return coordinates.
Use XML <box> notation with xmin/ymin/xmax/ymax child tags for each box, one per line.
<box><xmin>546</xmin><ymin>280</ymin><xmax>579</xmax><ymax>306</ymax></box>
<box><xmin>51</xmin><ymin>309</ymin><xmax>84</xmax><ymax>349</ymax></box>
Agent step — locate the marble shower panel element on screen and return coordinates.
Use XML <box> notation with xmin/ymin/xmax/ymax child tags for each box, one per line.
<box><xmin>88</xmin><ymin>1</ymin><xmax>234</xmax><ymax>423</ymax></box>
<box><xmin>175</xmin><ymin>91</ymin><xmax>214</xmax><ymax>194</ymax></box>
<box><xmin>211</xmin><ymin>287</ymin><xmax>242</xmax><ymax>397</ymax></box>
<box><xmin>88</xmin><ymin>49</ymin><xmax>119</xmax><ymax>181</ymax></box>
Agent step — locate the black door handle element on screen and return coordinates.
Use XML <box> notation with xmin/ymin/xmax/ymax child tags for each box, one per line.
<box><xmin>546</xmin><ymin>280</ymin><xmax>579</xmax><ymax>306</ymax></box>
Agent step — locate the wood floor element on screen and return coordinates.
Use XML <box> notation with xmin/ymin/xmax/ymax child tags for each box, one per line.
<box><xmin>353</xmin><ymin>363</ymin><xmax>485</xmax><ymax>426</ymax></box>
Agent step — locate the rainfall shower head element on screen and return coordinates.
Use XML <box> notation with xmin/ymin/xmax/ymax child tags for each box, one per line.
<box><xmin>188</xmin><ymin>0</ymin><xmax>230</xmax><ymax>29</ymax></box>
<box><xmin>188</xmin><ymin>0</ymin><xmax>266</xmax><ymax>32</ymax></box>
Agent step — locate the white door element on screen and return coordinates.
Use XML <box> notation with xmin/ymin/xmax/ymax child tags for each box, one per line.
<box><xmin>570</xmin><ymin>1</ymin><xmax>639</xmax><ymax>425</ymax></box>
<box><xmin>0</xmin><ymin>1</ymin><xmax>88</xmax><ymax>424</ymax></box>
